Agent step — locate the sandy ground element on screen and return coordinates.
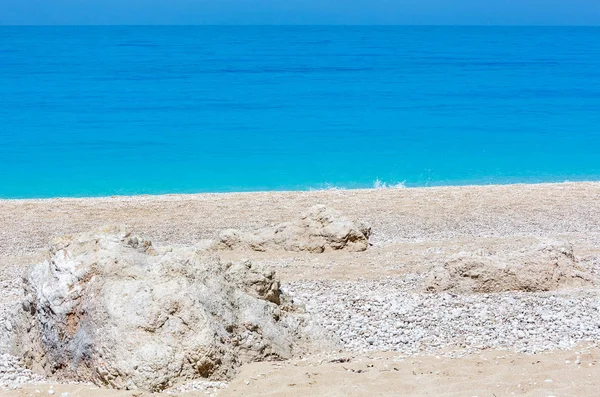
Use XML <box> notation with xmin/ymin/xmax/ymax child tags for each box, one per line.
<box><xmin>5</xmin><ymin>347</ymin><xmax>599</xmax><ymax>397</ymax></box>
<box><xmin>223</xmin><ymin>347</ymin><xmax>600</xmax><ymax>397</ymax></box>
<box><xmin>2</xmin><ymin>182</ymin><xmax>600</xmax><ymax>279</ymax></box>
<box><xmin>1</xmin><ymin>182</ymin><xmax>600</xmax><ymax>396</ymax></box>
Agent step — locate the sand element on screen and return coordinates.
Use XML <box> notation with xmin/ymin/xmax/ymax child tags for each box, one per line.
<box><xmin>5</xmin><ymin>347</ymin><xmax>599</xmax><ymax>397</ymax></box>
<box><xmin>1</xmin><ymin>182</ymin><xmax>599</xmax><ymax>396</ymax></box>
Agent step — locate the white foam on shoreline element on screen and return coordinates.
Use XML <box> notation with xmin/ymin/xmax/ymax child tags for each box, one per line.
<box><xmin>373</xmin><ymin>178</ymin><xmax>407</xmax><ymax>189</ymax></box>
<box><xmin>1</xmin><ymin>181</ymin><xmax>599</xmax><ymax>204</ymax></box>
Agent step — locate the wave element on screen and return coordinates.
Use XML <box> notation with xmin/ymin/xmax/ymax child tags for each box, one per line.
<box><xmin>309</xmin><ymin>179</ymin><xmax>407</xmax><ymax>191</ymax></box>
<box><xmin>373</xmin><ymin>178</ymin><xmax>406</xmax><ymax>189</ymax></box>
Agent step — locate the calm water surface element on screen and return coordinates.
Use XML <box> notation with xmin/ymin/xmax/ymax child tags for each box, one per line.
<box><xmin>1</xmin><ymin>26</ymin><xmax>599</xmax><ymax>198</ymax></box>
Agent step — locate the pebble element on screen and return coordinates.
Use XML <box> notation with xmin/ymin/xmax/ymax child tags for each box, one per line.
<box><xmin>164</xmin><ymin>381</ymin><xmax>227</xmax><ymax>394</ymax></box>
<box><xmin>0</xmin><ymin>353</ymin><xmax>47</xmax><ymax>390</ymax></box>
<box><xmin>284</xmin><ymin>279</ymin><xmax>600</xmax><ymax>355</ymax></box>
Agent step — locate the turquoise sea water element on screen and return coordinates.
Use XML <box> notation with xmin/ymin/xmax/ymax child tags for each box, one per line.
<box><xmin>1</xmin><ymin>26</ymin><xmax>599</xmax><ymax>198</ymax></box>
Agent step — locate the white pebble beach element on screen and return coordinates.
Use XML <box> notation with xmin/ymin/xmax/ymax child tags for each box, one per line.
<box><xmin>1</xmin><ymin>182</ymin><xmax>599</xmax><ymax>396</ymax></box>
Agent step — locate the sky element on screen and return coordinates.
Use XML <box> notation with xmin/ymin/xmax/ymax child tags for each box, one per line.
<box><xmin>1</xmin><ymin>0</ymin><xmax>599</xmax><ymax>25</ymax></box>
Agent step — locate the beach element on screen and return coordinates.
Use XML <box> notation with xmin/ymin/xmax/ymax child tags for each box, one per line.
<box><xmin>1</xmin><ymin>182</ymin><xmax>600</xmax><ymax>396</ymax></box>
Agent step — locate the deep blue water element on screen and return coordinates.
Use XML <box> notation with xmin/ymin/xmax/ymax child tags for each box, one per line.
<box><xmin>1</xmin><ymin>26</ymin><xmax>600</xmax><ymax>198</ymax></box>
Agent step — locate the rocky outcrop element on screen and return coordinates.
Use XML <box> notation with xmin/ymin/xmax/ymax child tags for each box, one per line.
<box><xmin>424</xmin><ymin>242</ymin><xmax>594</xmax><ymax>293</ymax></box>
<box><xmin>216</xmin><ymin>205</ymin><xmax>371</xmax><ymax>253</ymax></box>
<box><xmin>13</xmin><ymin>228</ymin><xmax>330</xmax><ymax>391</ymax></box>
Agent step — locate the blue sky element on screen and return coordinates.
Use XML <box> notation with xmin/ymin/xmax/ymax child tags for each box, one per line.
<box><xmin>1</xmin><ymin>0</ymin><xmax>599</xmax><ymax>25</ymax></box>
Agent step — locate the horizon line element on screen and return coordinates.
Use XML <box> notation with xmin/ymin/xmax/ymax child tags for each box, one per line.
<box><xmin>1</xmin><ymin>23</ymin><xmax>600</xmax><ymax>27</ymax></box>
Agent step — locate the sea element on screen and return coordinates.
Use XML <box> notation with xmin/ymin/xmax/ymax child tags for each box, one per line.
<box><xmin>1</xmin><ymin>26</ymin><xmax>599</xmax><ymax>198</ymax></box>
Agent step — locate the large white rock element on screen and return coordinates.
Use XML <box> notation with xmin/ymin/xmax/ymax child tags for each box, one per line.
<box><xmin>217</xmin><ymin>205</ymin><xmax>371</xmax><ymax>253</ymax></box>
<box><xmin>13</xmin><ymin>228</ymin><xmax>329</xmax><ymax>391</ymax></box>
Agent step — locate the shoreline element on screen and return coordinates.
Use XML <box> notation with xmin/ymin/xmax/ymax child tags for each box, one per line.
<box><xmin>2</xmin><ymin>180</ymin><xmax>600</xmax><ymax>203</ymax></box>
<box><xmin>2</xmin><ymin>181</ymin><xmax>599</xmax><ymax>259</ymax></box>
